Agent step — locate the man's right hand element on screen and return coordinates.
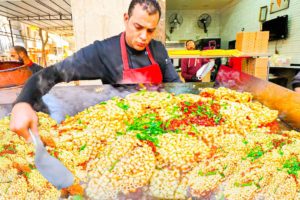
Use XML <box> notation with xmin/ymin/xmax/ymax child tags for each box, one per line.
<box><xmin>10</xmin><ymin>103</ymin><xmax>38</xmax><ymax>142</ymax></box>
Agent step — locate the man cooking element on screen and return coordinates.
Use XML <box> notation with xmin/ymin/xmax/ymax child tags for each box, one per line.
<box><xmin>10</xmin><ymin>0</ymin><xmax>181</xmax><ymax>141</ymax></box>
<box><xmin>10</xmin><ymin>46</ymin><xmax>43</xmax><ymax>74</ymax></box>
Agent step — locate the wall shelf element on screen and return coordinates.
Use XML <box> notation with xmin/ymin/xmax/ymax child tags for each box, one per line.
<box><xmin>169</xmin><ymin>53</ymin><xmax>271</xmax><ymax>59</ymax></box>
<box><xmin>270</xmin><ymin>66</ymin><xmax>300</xmax><ymax>69</ymax></box>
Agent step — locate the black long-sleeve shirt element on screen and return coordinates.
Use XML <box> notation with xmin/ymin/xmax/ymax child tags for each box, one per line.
<box><xmin>16</xmin><ymin>33</ymin><xmax>181</xmax><ymax>106</ymax></box>
<box><xmin>29</xmin><ymin>63</ymin><xmax>43</xmax><ymax>74</ymax></box>
<box><xmin>292</xmin><ymin>71</ymin><xmax>300</xmax><ymax>89</ymax></box>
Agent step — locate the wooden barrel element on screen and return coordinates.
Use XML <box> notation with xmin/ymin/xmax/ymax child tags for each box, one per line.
<box><xmin>0</xmin><ymin>61</ymin><xmax>32</xmax><ymax>88</ymax></box>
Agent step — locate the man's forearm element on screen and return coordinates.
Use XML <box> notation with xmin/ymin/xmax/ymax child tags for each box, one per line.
<box><xmin>15</xmin><ymin>66</ymin><xmax>62</xmax><ymax>106</ymax></box>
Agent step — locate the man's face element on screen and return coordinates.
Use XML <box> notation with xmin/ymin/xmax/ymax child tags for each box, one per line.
<box><xmin>124</xmin><ymin>4</ymin><xmax>159</xmax><ymax>51</ymax></box>
<box><xmin>186</xmin><ymin>41</ymin><xmax>196</xmax><ymax>50</ymax></box>
<box><xmin>10</xmin><ymin>48</ymin><xmax>23</xmax><ymax>62</ymax></box>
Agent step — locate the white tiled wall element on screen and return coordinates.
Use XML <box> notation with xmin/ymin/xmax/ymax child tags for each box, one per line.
<box><xmin>166</xmin><ymin>9</ymin><xmax>221</xmax><ymax>41</ymax></box>
<box><xmin>220</xmin><ymin>0</ymin><xmax>300</xmax><ymax>64</ymax></box>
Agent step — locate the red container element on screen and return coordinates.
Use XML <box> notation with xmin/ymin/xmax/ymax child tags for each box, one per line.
<box><xmin>0</xmin><ymin>61</ymin><xmax>32</xmax><ymax>88</ymax></box>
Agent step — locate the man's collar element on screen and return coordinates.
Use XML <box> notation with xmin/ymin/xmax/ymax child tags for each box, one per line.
<box><xmin>125</xmin><ymin>42</ymin><xmax>146</xmax><ymax>55</ymax></box>
<box><xmin>122</xmin><ymin>32</ymin><xmax>148</xmax><ymax>55</ymax></box>
<box><xmin>26</xmin><ymin>60</ymin><xmax>34</xmax><ymax>67</ymax></box>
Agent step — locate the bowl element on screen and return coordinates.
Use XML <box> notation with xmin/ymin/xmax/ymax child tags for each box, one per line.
<box><xmin>0</xmin><ymin>61</ymin><xmax>32</xmax><ymax>88</ymax></box>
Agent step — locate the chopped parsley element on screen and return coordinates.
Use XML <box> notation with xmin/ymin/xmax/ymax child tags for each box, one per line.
<box><xmin>109</xmin><ymin>160</ymin><xmax>120</xmax><ymax>172</ymax></box>
<box><xmin>214</xmin><ymin>115</ymin><xmax>222</xmax><ymax>124</ymax></box>
<box><xmin>116</xmin><ymin>101</ymin><xmax>130</xmax><ymax>110</ymax></box>
<box><xmin>221</xmin><ymin>103</ymin><xmax>228</xmax><ymax>109</ymax></box>
<box><xmin>24</xmin><ymin>172</ymin><xmax>30</xmax><ymax>178</ymax></box>
<box><xmin>127</xmin><ymin>113</ymin><xmax>166</xmax><ymax>146</ymax></box>
<box><xmin>184</xmin><ymin>101</ymin><xmax>191</xmax><ymax>106</ymax></box>
<box><xmin>79</xmin><ymin>144</ymin><xmax>87</xmax><ymax>152</ymax></box>
<box><xmin>242</xmin><ymin>139</ymin><xmax>249</xmax><ymax>145</ymax></box>
<box><xmin>282</xmin><ymin>157</ymin><xmax>300</xmax><ymax>177</ymax></box>
<box><xmin>116</xmin><ymin>132</ymin><xmax>125</xmax><ymax>136</ymax></box>
<box><xmin>234</xmin><ymin>181</ymin><xmax>253</xmax><ymax>187</ymax></box>
<box><xmin>73</xmin><ymin>195</ymin><xmax>83</xmax><ymax>200</ymax></box>
<box><xmin>191</xmin><ymin>125</ymin><xmax>199</xmax><ymax>134</ymax></box>
<box><xmin>198</xmin><ymin>170</ymin><xmax>219</xmax><ymax>176</ymax></box>
<box><xmin>278</xmin><ymin>149</ymin><xmax>284</xmax><ymax>156</ymax></box>
<box><xmin>246</xmin><ymin>146</ymin><xmax>264</xmax><ymax>161</ymax></box>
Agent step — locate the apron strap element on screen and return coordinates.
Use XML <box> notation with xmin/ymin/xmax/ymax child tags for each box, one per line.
<box><xmin>121</xmin><ymin>32</ymin><xmax>158</xmax><ymax>71</ymax></box>
<box><xmin>27</xmin><ymin>61</ymin><xmax>34</xmax><ymax>67</ymax></box>
<box><xmin>120</xmin><ymin>32</ymin><xmax>130</xmax><ymax>71</ymax></box>
<box><xmin>146</xmin><ymin>46</ymin><xmax>158</xmax><ymax>65</ymax></box>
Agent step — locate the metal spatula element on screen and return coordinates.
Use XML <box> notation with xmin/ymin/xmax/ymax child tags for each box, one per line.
<box><xmin>29</xmin><ymin>129</ymin><xmax>74</xmax><ymax>189</ymax></box>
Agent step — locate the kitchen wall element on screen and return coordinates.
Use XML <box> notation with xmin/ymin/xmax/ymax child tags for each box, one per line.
<box><xmin>0</xmin><ymin>16</ymin><xmax>11</xmax><ymax>55</ymax></box>
<box><xmin>220</xmin><ymin>0</ymin><xmax>300</xmax><ymax>64</ymax></box>
<box><xmin>166</xmin><ymin>9</ymin><xmax>221</xmax><ymax>41</ymax></box>
<box><xmin>70</xmin><ymin>0</ymin><xmax>300</xmax><ymax>63</ymax></box>
<box><xmin>70</xmin><ymin>0</ymin><xmax>131</xmax><ymax>50</ymax></box>
<box><xmin>0</xmin><ymin>17</ymin><xmax>26</xmax><ymax>56</ymax></box>
<box><xmin>71</xmin><ymin>0</ymin><xmax>166</xmax><ymax>50</ymax></box>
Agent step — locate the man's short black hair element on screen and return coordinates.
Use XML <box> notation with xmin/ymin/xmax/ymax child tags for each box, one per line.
<box><xmin>128</xmin><ymin>0</ymin><xmax>161</xmax><ymax>18</ymax></box>
<box><xmin>13</xmin><ymin>46</ymin><xmax>28</xmax><ymax>56</ymax></box>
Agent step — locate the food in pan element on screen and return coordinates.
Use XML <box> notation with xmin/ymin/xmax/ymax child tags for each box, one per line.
<box><xmin>0</xmin><ymin>87</ymin><xmax>299</xmax><ymax>199</ymax></box>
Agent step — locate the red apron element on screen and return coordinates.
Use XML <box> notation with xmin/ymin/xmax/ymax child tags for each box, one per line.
<box><xmin>120</xmin><ymin>32</ymin><xmax>163</xmax><ymax>84</ymax></box>
<box><xmin>26</xmin><ymin>61</ymin><xmax>34</xmax><ymax>67</ymax></box>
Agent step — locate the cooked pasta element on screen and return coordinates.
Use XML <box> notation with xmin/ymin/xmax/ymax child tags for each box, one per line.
<box><xmin>0</xmin><ymin>87</ymin><xmax>299</xmax><ymax>200</ymax></box>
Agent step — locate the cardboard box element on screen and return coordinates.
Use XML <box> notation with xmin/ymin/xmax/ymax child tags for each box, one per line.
<box><xmin>254</xmin><ymin>31</ymin><xmax>269</xmax><ymax>53</ymax></box>
<box><xmin>244</xmin><ymin>58</ymin><xmax>269</xmax><ymax>80</ymax></box>
<box><xmin>236</xmin><ymin>31</ymin><xmax>269</xmax><ymax>53</ymax></box>
<box><xmin>236</xmin><ymin>32</ymin><xmax>256</xmax><ymax>53</ymax></box>
<box><xmin>241</xmin><ymin>58</ymin><xmax>249</xmax><ymax>74</ymax></box>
